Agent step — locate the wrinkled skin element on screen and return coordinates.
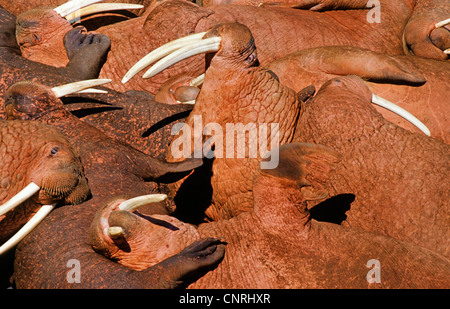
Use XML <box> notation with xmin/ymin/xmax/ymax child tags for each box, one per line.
<box><xmin>0</xmin><ymin>6</ymin><xmax>192</xmax><ymax>160</ymax></box>
<box><xmin>15</xmin><ymin>9</ymin><xmax>112</xmax><ymax>68</ymax></box>
<box><xmin>203</xmin><ymin>0</ymin><xmax>450</xmax><ymax>61</ymax></box>
<box><xmin>0</xmin><ymin>5</ymin><xmax>111</xmax><ymax>117</ymax></box>
<box><xmin>4</xmin><ymin>82</ymin><xmax>202</xmax><ymax>204</ymax></box>
<box><xmin>0</xmin><ymin>120</ymin><xmax>90</xmax><ymax>245</ymax></box>
<box><xmin>88</xmin><ymin>143</ymin><xmax>450</xmax><ymax>288</ymax></box>
<box><xmin>164</xmin><ymin>25</ymin><xmax>449</xmax><ymax>258</ymax></box>
<box><xmin>0</xmin><ymin>0</ymin><xmax>154</xmax><ymax>18</ymax></box>
<box><xmin>13</xmin><ymin>202</ymin><xmax>225</xmax><ymax>288</ymax></box>
<box><xmin>202</xmin><ymin>0</ymin><xmax>374</xmax><ymax>7</ymax></box>
<box><xmin>267</xmin><ymin>46</ymin><xmax>450</xmax><ymax>143</ymax></box>
<box><xmin>69</xmin><ymin>89</ymin><xmax>193</xmax><ymax>160</ymax></box>
<box><xmin>4</xmin><ymin>82</ymin><xmax>224</xmax><ymax>289</ymax></box>
<box><xmin>166</xmin><ymin>23</ymin><xmax>305</xmax><ymax>222</ymax></box>
<box><xmin>402</xmin><ymin>0</ymin><xmax>450</xmax><ymax>60</ymax></box>
<box><xmin>154</xmin><ymin>73</ymin><xmax>201</xmax><ymax>105</ymax></box>
<box><xmin>15</xmin><ymin>0</ymin><xmax>414</xmax><ymax>94</ymax></box>
<box><xmin>293</xmin><ymin>76</ymin><xmax>449</xmax><ymax>258</ymax></box>
<box><xmin>12</xmin><ymin>190</ymin><xmax>225</xmax><ymax>289</ymax></box>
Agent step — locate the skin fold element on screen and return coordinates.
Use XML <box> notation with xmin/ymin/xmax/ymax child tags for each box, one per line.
<box><xmin>0</xmin><ymin>0</ymin><xmax>154</xmax><ymax>17</ymax></box>
<box><xmin>1</xmin><ymin>0</ymin><xmax>448</xmax><ymax>290</ymax></box>
<box><xmin>293</xmin><ymin>76</ymin><xmax>449</xmax><ymax>258</ymax></box>
<box><xmin>165</xmin><ymin>23</ymin><xmax>306</xmax><ymax>222</ymax></box>
<box><xmin>154</xmin><ymin>73</ymin><xmax>201</xmax><ymax>105</ymax></box>
<box><xmin>13</xmin><ymin>201</ymin><xmax>225</xmax><ymax>288</ymax></box>
<box><xmin>0</xmin><ymin>120</ymin><xmax>90</xmax><ymax>245</ymax></box>
<box><xmin>163</xmin><ymin>24</ymin><xmax>448</xmax><ymax>258</ymax></box>
<box><xmin>14</xmin><ymin>0</ymin><xmax>413</xmax><ymax>94</ymax></box>
<box><xmin>68</xmin><ymin>89</ymin><xmax>193</xmax><ymax>160</ymax></box>
<box><xmin>3</xmin><ymin>82</ymin><xmax>202</xmax><ymax>204</ymax></box>
<box><xmin>3</xmin><ymin>82</ymin><xmax>223</xmax><ymax>289</ymax></box>
<box><xmin>87</xmin><ymin>142</ymin><xmax>450</xmax><ymax>288</ymax></box>
<box><xmin>402</xmin><ymin>0</ymin><xmax>450</xmax><ymax>60</ymax></box>
<box><xmin>203</xmin><ymin>0</ymin><xmax>450</xmax><ymax>61</ymax></box>
<box><xmin>0</xmin><ymin>5</ymin><xmax>111</xmax><ymax>118</ymax></box>
<box><xmin>0</xmin><ymin>6</ymin><xmax>193</xmax><ymax>161</ymax></box>
<box><xmin>266</xmin><ymin>45</ymin><xmax>450</xmax><ymax>143</ymax></box>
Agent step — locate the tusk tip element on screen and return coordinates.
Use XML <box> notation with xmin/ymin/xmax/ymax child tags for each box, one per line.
<box><xmin>107</xmin><ymin>226</ymin><xmax>125</xmax><ymax>239</ymax></box>
<box><xmin>435</xmin><ymin>18</ymin><xmax>450</xmax><ymax>29</ymax></box>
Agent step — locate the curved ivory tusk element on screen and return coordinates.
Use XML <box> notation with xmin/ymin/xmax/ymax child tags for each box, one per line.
<box><xmin>371</xmin><ymin>94</ymin><xmax>431</xmax><ymax>136</ymax></box>
<box><xmin>65</xmin><ymin>3</ymin><xmax>144</xmax><ymax>23</ymax></box>
<box><xmin>435</xmin><ymin>18</ymin><xmax>450</xmax><ymax>29</ymax></box>
<box><xmin>118</xmin><ymin>194</ymin><xmax>167</xmax><ymax>212</ymax></box>
<box><xmin>444</xmin><ymin>48</ymin><xmax>450</xmax><ymax>55</ymax></box>
<box><xmin>122</xmin><ymin>32</ymin><xmax>208</xmax><ymax>84</ymax></box>
<box><xmin>0</xmin><ymin>204</ymin><xmax>55</xmax><ymax>256</ymax></box>
<box><xmin>189</xmin><ymin>73</ymin><xmax>205</xmax><ymax>87</ymax></box>
<box><xmin>0</xmin><ymin>182</ymin><xmax>40</xmax><ymax>217</ymax></box>
<box><xmin>51</xmin><ymin>79</ymin><xmax>112</xmax><ymax>98</ymax></box>
<box><xmin>75</xmin><ymin>88</ymin><xmax>109</xmax><ymax>94</ymax></box>
<box><xmin>143</xmin><ymin>37</ymin><xmax>221</xmax><ymax>79</ymax></box>
<box><xmin>54</xmin><ymin>0</ymin><xmax>104</xmax><ymax>17</ymax></box>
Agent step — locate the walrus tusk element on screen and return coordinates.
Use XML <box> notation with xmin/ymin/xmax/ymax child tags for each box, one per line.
<box><xmin>435</xmin><ymin>18</ymin><xmax>450</xmax><ymax>29</ymax></box>
<box><xmin>54</xmin><ymin>0</ymin><xmax>104</xmax><ymax>17</ymax></box>
<box><xmin>118</xmin><ymin>194</ymin><xmax>167</xmax><ymax>212</ymax></box>
<box><xmin>371</xmin><ymin>94</ymin><xmax>431</xmax><ymax>136</ymax></box>
<box><xmin>142</xmin><ymin>37</ymin><xmax>221</xmax><ymax>79</ymax></box>
<box><xmin>0</xmin><ymin>182</ymin><xmax>41</xmax><ymax>217</ymax></box>
<box><xmin>65</xmin><ymin>3</ymin><xmax>144</xmax><ymax>23</ymax></box>
<box><xmin>176</xmin><ymin>99</ymin><xmax>196</xmax><ymax>105</ymax></box>
<box><xmin>0</xmin><ymin>204</ymin><xmax>55</xmax><ymax>255</ymax></box>
<box><xmin>122</xmin><ymin>32</ymin><xmax>209</xmax><ymax>83</ymax></box>
<box><xmin>189</xmin><ymin>73</ymin><xmax>205</xmax><ymax>87</ymax></box>
<box><xmin>182</xmin><ymin>73</ymin><xmax>430</xmax><ymax>136</ymax></box>
<box><xmin>106</xmin><ymin>226</ymin><xmax>125</xmax><ymax>239</ymax></box>
<box><xmin>51</xmin><ymin>79</ymin><xmax>112</xmax><ymax>97</ymax></box>
<box><xmin>444</xmin><ymin>48</ymin><xmax>450</xmax><ymax>55</ymax></box>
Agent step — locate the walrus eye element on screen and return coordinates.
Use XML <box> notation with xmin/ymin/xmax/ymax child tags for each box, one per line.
<box><xmin>50</xmin><ymin>147</ymin><xmax>59</xmax><ymax>155</ymax></box>
<box><xmin>245</xmin><ymin>52</ymin><xmax>257</xmax><ymax>65</ymax></box>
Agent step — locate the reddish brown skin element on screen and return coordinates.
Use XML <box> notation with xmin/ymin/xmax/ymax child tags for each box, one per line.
<box><xmin>0</xmin><ymin>5</ymin><xmax>111</xmax><ymax>118</ymax></box>
<box><xmin>203</xmin><ymin>0</ymin><xmax>450</xmax><ymax>61</ymax></box>
<box><xmin>99</xmin><ymin>0</ymin><xmax>412</xmax><ymax>93</ymax></box>
<box><xmin>154</xmin><ymin>73</ymin><xmax>201</xmax><ymax>105</ymax></box>
<box><xmin>69</xmin><ymin>89</ymin><xmax>193</xmax><ymax>160</ymax></box>
<box><xmin>266</xmin><ymin>46</ymin><xmax>450</xmax><ymax>143</ymax></box>
<box><xmin>4</xmin><ymin>82</ymin><xmax>223</xmax><ymax>289</ymax></box>
<box><xmin>165</xmin><ymin>23</ymin><xmax>305</xmax><ymax>222</ymax></box>
<box><xmin>13</xmin><ymin>200</ymin><xmax>225</xmax><ymax>288</ymax></box>
<box><xmin>88</xmin><ymin>143</ymin><xmax>450</xmax><ymax>288</ymax></box>
<box><xmin>403</xmin><ymin>0</ymin><xmax>450</xmax><ymax>60</ymax></box>
<box><xmin>293</xmin><ymin>76</ymin><xmax>450</xmax><ymax>258</ymax></box>
<box><xmin>0</xmin><ymin>6</ymin><xmax>193</xmax><ymax>161</ymax></box>
<box><xmin>14</xmin><ymin>0</ymin><xmax>414</xmax><ymax>94</ymax></box>
<box><xmin>0</xmin><ymin>120</ymin><xmax>90</xmax><ymax>245</ymax></box>
<box><xmin>202</xmin><ymin>0</ymin><xmax>373</xmax><ymax>8</ymax></box>
<box><xmin>0</xmin><ymin>0</ymin><xmax>154</xmax><ymax>18</ymax></box>
<box><xmin>3</xmin><ymin>82</ymin><xmax>202</xmax><ymax>205</ymax></box>
<box><xmin>164</xmin><ymin>24</ymin><xmax>449</xmax><ymax>258</ymax></box>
